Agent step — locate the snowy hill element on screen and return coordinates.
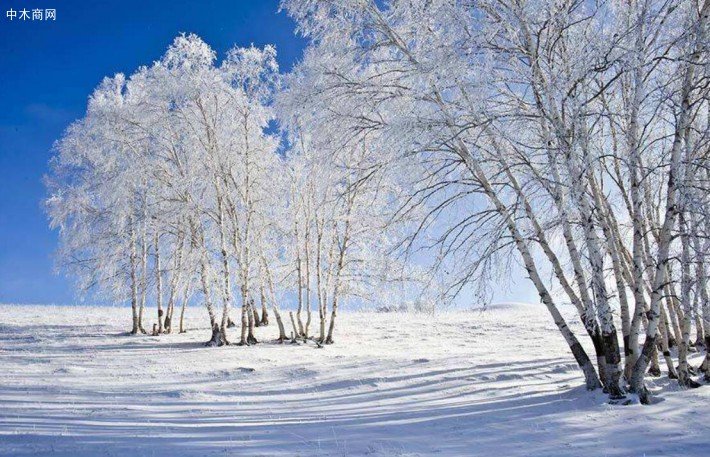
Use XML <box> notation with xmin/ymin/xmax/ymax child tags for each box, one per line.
<box><xmin>0</xmin><ymin>304</ymin><xmax>708</xmax><ymax>456</ymax></box>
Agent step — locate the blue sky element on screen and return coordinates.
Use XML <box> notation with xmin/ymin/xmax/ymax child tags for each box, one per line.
<box><xmin>0</xmin><ymin>0</ymin><xmax>306</xmax><ymax>304</ymax></box>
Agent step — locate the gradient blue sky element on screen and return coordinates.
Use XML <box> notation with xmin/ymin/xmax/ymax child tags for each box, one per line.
<box><xmin>0</xmin><ymin>0</ymin><xmax>306</xmax><ymax>304</ymax></box>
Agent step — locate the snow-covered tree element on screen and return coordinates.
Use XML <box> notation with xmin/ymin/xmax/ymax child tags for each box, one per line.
<box><xmin>281</xmin><ymin>0</ymin><xmax>710</xmax><ymax>402</ymax></box>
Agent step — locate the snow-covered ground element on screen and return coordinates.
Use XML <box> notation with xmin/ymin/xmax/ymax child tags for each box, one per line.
<box><xmin>0</xmin><ymin>303</ymin><xmax>708</xmax><ymax>457</ymax></box>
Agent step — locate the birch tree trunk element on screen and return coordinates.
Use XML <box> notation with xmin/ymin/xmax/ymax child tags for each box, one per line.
<box><xmin>498</xmin><ymin>11</ymin><xmax>612</xmax><ymax>390</ymax></box>
<box><xmin>629</xmin><ymin>0</ymin><xmax>708</xmax><ymax>402</ymax></box>
<box><xmin>316</xmin><ymin>217</ymin><xmax>327</xmax><ymax>343</ymax></box>
<box><xmin>178</xmin><ymin>279</ymin><xmax>190</xmax><ymax>334</ymax></box>
<box><xmin>154</xmin><ymin>230</ymin><xmax>164</xmax><ymax>334</ymax></box>
<box><xmin>678</xmin><ymin>213</ymin><xmax>700</xmax><ymax>387</ymax></box>
<box><xmin>289</xmin><ymin>311</ymin><xmax>299</xmax><ymax>343</ymax></box>
<box><xmin>261</xmin><ymin>253</ymin><xmax>286</xmax><ymax>342</ymax></box>
<box><xmin>658</xmin><ymin>306</ymin><xmax>678</xmax><ymax>379</ymax></box>
<box><xmin>694</xmin><ymin>235</ymin><xmax>710</xmax><ymax>362</ymax></box>
<box><xmin>238</xmin><ymin>286</ymin><xmax>249</xmax><ymax>345</ymax></box>
<box><xmin>138</xmin><ymin>217</ymin><xmax>148</xmax><ymax>334</ymax></box>
<box><xmin>559</xmin><ymin>131</ymin><xmax>624</xmax><ymax>398</ymax></box>
<box><xmin>500</xmin><ymin>154</ymin><xmax>609</xmax><ymax>385</ymax></box>
<box><xmin>304</xmin><ymin>222</ymin><xmax>312</xmax><ymax>340</ymax></box>
<box><xmin>634</xmin><ymin>0</ymin><xmax>707</xmax><ymax>400</ymax></box>
<box><xmin>129</xmin><ymin>220</ymin><xmax>140</xmax><ymax>335</ymax></box>
<box><xmin>295</xmin><ymin>222</ymin><xmax>305</xmax><ymax>337</ymax></box>
<box><xmin>590</xmin><ymin>175</ymin><xmax>632</xmax><ymax>381</ymax></box>
<box><xmin>259</xmin><ymin>276</ymin><xmax>269</xmax><ymax>326</ymax></box>
<box><xmin>272</xmin><ymin>308</ymin><xmax>286</xmax><ymax>342</ymax></box>
<box><xmin>252</xmin><ymin>304</ymin><xmax>261</xmax><ymax>328</ymax></box>
<box><xmin>325</xmin><ymin>241</ymin><xmax>345</xmax><ymax>345</ymax></box>
<box><xmin>217</xmin><ymin>195</ymin><xmax>231</xmax><ymax>346</ymax></box>
<box><xmin>664</xmin><ymin>279</ymin><xmax>683</xmax><ymax>349</ymax></box>
<box><xmin>247</xmin><ymin>297</ymin><xmax>258</xmax><ymax>345</ymax></box>
<box><xmin>623</xmin><ymin>0</ymin><xmax>651</xmax><ymax>380</ymax></box>
<box><xmin>630</xmin><ymin>91</ymin><xmax>693</xmax><ymax>402</ymax></box>
<box><xmin>325</xmin><ymin>184</ymin><xmax>357</xmax><ymax>345</ymax></box>
<box><xmin>697</xmin><ymin>250</ymin><xmax>710</xmax><ymax>377</ymax></box>
<box><xmin>453</xmin><ymin>138</ymin><xmax>601</xmax><ymax>390</ymax></box>
<box><xmin>538</xmin><ymin>146</ymin><xmax>608</xmax><ymax>383</ymax></box>
<box><xmin>201</xmin><ymin>258</ymin><xmax>216</xmax><ymax>329</ymax></box>
<box><xmin>164</xmin><ymin>237</ymin><xmax>184</xmax><ymax>334</ymax></box>
<box><xmin>428</xmin><ymin>71</ymin><xmax>602</xmax><ymax>389</ymax></box>
<box><xmin>694</xmin><ymin>306</ymin><xmax>704</xmax><ymax>350</ymax></box>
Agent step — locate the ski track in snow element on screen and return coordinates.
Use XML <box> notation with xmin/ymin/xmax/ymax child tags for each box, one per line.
<box><xmin>0</xmin><ymin>304</ymin><xmax>708</xmax><ymax>456</ymax></box>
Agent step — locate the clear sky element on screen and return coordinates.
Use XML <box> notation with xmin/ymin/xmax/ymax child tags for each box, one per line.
<box><xmin>0</xmin><ymin>0</ymin><xmax>306</xmax><ymax>304</ymax></box>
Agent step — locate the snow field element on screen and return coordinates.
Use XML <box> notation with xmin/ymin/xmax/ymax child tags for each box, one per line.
<box><xmin>0</xmin><ymin>303</ymin><xmax>708</xmax><ymax>456</ymax></box>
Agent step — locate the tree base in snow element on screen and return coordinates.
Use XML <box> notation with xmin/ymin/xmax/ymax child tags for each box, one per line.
<box><xmin>677</xmin><ymin>376</ymin><xmax>702</xmax><ymax>389</ymax></box>
<box><xmin>608</xmin><ymin>397</ymin><xmax>634</xmax><ymax>406</ymax></box>
<box><xmin>205</xmin><ymin>324</ymin><xmax>229</xmax><ymax>347</ymax></box>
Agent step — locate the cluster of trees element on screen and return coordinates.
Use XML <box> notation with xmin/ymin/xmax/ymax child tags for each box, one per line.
<box><xmin>46</xmin><ymin>0</ymin><xmax>710</xmax><ymax>405</ymax></box>
<box><xmin>46</xmin><ymin>35</ymin><xmax>421</xmax><ymax>347</ymax></box>
<box><xmin>279</xmin><ymin>0</ymin><xmax>709</xmax><ymax>404</ymax></box>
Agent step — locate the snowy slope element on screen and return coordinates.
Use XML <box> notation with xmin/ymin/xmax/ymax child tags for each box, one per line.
<box><xmin>0</xmin><ymin>304</ymin><xmax>708</xmax><ymax>456</ymax></box>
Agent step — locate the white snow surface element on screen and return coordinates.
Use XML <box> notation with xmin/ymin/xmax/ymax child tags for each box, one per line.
<box><xmin>0</xmin><ymin>304</ymin><xmax>708</xmax><ymax>456</ymax></box>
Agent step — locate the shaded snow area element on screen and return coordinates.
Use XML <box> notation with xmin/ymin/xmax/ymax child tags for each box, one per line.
<box><xmin>0</xmin><ymin>304</ymin><xmax>708</xmax><ymax>456</ymax></box>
